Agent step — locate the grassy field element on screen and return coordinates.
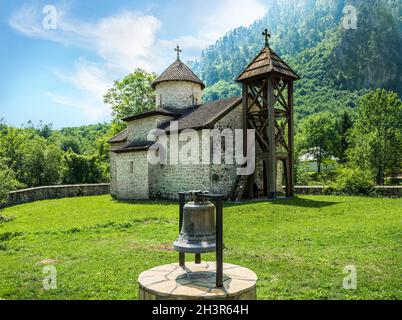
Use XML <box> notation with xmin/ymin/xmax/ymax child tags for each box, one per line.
<box><xmin>0</xmin><ymin>195</ymin><xmax>401</xmax><ymax>300</ymax></box>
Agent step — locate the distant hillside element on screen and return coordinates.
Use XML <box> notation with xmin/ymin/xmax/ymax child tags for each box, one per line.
<box><xmin>190</xmin><ymin>0</ymin><xmax>402</xmax><ymax>119</ymax></box>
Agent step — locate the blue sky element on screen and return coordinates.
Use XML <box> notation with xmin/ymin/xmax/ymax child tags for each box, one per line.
<box><xmin>0</xmin><ymin>0</ymin><xmax>271</xmax><ymax>128</ymax></box>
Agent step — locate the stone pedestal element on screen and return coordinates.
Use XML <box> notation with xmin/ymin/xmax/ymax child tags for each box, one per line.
<box><xmin>138</xmin><ymin>262</ymin><xmax>257</xmax><ymax>300</ymax></box>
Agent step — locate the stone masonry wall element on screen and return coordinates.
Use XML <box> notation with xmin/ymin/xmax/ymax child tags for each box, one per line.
<box><xmin>209</xmin><ymin>103</ymin><xmax>243</xmax><ymax>197</ymax></box>
<box><xmin>115</xmin><ymin>151</ymin><xmax>149</xmax><ymax>199</ymax></box>
<box><xmin>3</xmin><ymin>184</ymin><xmax>110</xmax><ymax>208</ymax></box>
<box><xmin>294</xmin><ymin>186</ymin><xmax>402</xmax><ymax>197</ymax></box>
<box><xmin>155</xmin><ymin>81</ymin><xmax>202</xmax><ymax>109</ymax></box>
<box><xmin>148</xmin><ymin>103</ymin><xmax>245</xmax><ymax>200</ymax></box>
<box><xmin>127</xmin><ymin>115</ymin><xmax>174</xmax><ymax>143</ymax></box>
<box><xmin>148</xmin><ymin>103</ymin><xmax>244</xmax><ymax>200</ymax></box>
<box><xmin>110</xmin><ymin>142</ymin><xmax>125</xmax><ymax>197</ymax></box>
<box><xmin>149</xmin><ymin>131</ymin><xmax>211</xmax><ymax>200</ymax></box>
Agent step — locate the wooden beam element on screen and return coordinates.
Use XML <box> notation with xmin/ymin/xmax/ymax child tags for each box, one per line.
<box><xmin>248</xmin><ymin>80</ymin><xmax>267</xmax><ymax>111</ymax></box>
<box><xmin>287</xmin><ymin>81</ymin><xmax>295</xmax><ymax>198</ymax></box>
<box><xmin>242</xmin><ymin>82</ymin><xmax>248</xmax><ymax>158</ymax></box>
<box><xmin>248</xmin><ymin>119</ymin><xmax>269</xmax><ymax>151</ymax></box>
<box><xmin>266</xmin><ymin>77</ymin><xmax>277</xmax><ymax>199</ymax></box>
<box><xmin>273</xmin><ymin>81</ymin><xmax>288</xmax><ymax>110</ymax></box>
<box><xmin>242</xmin><ymin>82</ymin><xmax>253</xmax><ymax>199</ymax></box>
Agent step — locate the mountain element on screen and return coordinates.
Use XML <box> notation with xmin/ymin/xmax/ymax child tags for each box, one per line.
<box><xmin>190</xmin><ymin>0</ymin><xmax>402</xmax><ymax>119</ymax></box>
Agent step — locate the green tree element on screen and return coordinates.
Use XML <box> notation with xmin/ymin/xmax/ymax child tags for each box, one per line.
<box><xmin>202</xmin><ymin>80</ymin><xmax>241</xmax><ymax>102</ymax></box>
<box><xmin>296</xmin><ymin>112</ymin><xmax>338</xmax><ymax>174</ymax></box>
<box><xmin>59</xmin><ymin>136</ymin><xmax>82</xmax><ymax>154</ymax></box>
<box><xmin>22</xmin><ymin>138</ymin><xmax>63</xmax><ymax>187</ymax></box>
<box><xmin>0</xmin><ymin>127</ymin><xmax>28</xmax><ymax>182</ymax></box>
<box><xmin>104</xmin><ymin>69</ymin><xmax>157</xmax><ymax>120</ymax></box>
<box><xmin>62</xmin><ymin>151</ymin><xmax>104</xmax><ymax>184</ymax></box>
<box><xmin>335</xmin><ymin>111</ymin><xmax>354</xmax><ymax>163</ymax></box>
<box><xmin>348</xmin><ymin>89</ymin><xmax>402</xmax><ymax>185</ymax></box>
<box><xmin>0</xmin><ymin>160</ymin><xmax>20</xmax><ymax>206</ymax></box>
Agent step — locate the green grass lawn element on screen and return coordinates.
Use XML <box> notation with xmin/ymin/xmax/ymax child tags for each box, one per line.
<box><xmin>0</xmin><ymin>195</ymin><xmax>401</xmax><ymax>300</ymax></box>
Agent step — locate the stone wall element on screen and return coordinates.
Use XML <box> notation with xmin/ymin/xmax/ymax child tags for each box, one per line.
<box><xmin>3</xmin><ymin>184</ymin><xmax>110</xmax><ymax>208</ymax></box>
<box><xmin>155</xmin><ymin>81</ymin><xmax>202</xmax><ymax>109</ymax></box>
<box><xmin>110</xmin><ymin>142</ymin><xmax>126</xmax><ymax>197</ymax></box>
<box><xmin>209</xmin><ymin>103</ymin><xmax>243</xmax><ymax>197</ymax></box>
<box><xmin>295</xmin><ymin>186</ymin><xmax>402</xmax><ymax>197</ymax></box>
<box><xmin>371</xmin><ymin>186</ymin><xmax>402</xmax><ymax>197</ymax></box>
<box><xmin>4</xmin><ymin>184</ymin><xmax>399</xmax><ymax>208</ymax></box>
<box><xmin>115</xmin><ymin>151</ymin><xmax>149</xmax><ymax>200</ymax></box>
<box><xmin>295</xmin><ymin>186</ymin><xmax>326</xmax><ymax>195</ymax></box>
<box><xmin>127</xmin><ymin>115</ymin><xmax>174</xmax><ymax>143</ymax></box>
<box><xmin>148</xmin><ymin>103</ymin><xmax>244</xmax><ymax>200</ymax></box>
<box><xmin>149</xmin><ymin>131</ymin><xmax>211</xmax><ymax>200</ymax></box>
<box><xmin>150</xmin><ymin>163</ymin><xmax>211</xmax><ymax>200</ymax></box>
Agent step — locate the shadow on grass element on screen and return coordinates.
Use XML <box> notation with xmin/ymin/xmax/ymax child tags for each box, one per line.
<box><xmin>112</xmin><ymin>196</ymin><xmax>339</xmax><ymax>209</ymax></box>
<box><xmin>111</xmin><ymin>198</ymin><xmax>176</xmax><ymax>206</ymax></box>
<box><xmin>225</xmin><ymin>197</ymin><xmax>339</xmax><ymax>209</ymax></box>
<box><xmin>274</xmin><ymin>197</ymin><xmax>339</xmax><ymax>208</ymax></box>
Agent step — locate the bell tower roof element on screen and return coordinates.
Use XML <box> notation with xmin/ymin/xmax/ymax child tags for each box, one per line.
<box><xmin>151</xmin><ymin>46</ymin><xmax>205</xmax><ymax>89</ymax></box>
<box><xmin>236</xmin><ymin>31</ymin><xmax>300</xmax><ymax>82</ymax></box>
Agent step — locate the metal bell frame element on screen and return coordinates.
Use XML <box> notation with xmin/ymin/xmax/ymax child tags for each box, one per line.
<box><xmin>178</xmin><ymin>191</ymin><xmax>224</xmax><ymax>288</ymax></box>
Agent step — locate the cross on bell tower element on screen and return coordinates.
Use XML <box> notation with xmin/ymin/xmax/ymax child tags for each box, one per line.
<box><xmin>262</xmin><ymin>29</ymin><xmax>271</xmax><ymax>47</ymax></box>
<box><xmin>175</xmin><ymin>45</ymin><xmax>182</xmax><ymax>60</ymax></box>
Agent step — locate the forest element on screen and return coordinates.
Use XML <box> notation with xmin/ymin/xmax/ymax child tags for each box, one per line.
<box><xmin>1</xmin><ymin>0</ymin><xmax>401</xmax><ymax>204</ymax></box>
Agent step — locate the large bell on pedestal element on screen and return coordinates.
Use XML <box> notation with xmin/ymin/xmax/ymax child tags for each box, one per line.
<box><xmin>174</xmin><ymin>191</ymin><xmax>216</xmax><ymax>254</ymax></box>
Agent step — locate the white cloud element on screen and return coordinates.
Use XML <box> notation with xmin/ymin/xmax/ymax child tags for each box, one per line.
<box><xmin>10</xmin><ymin>5</ymin><xmax>164</xmax><ymax>122</ymax></box>
<box><xmin>9</xmin><ymin>1</ymin><xmax>267</xmax><ymax>123</ymax></box>
<box><xmin>44</xmin><ymin>90</ymin><xmax>110</xmax><ymax>123</ymax></box>
<box><xmin>44</xmin><ymin>92</ymin><xmax>76</xmax><ymax>108</ymax></box>
<box><xmin>94</xmin><ymin>12</ymin><xmax>161</xmax><ymax>71</ymax></box>
<box><xmin>157</xmin><ymin>0</ymin><xmax>267</xmax><ymax>59</ymax></box>
<box><xmin>9</xmin><ymin>6</ymin><xmax>162</xmax><ymax>72</ymax></box>
<box><xmin>201</xmin><ymin>0</ymin><xmax>267</xmax><ymax>41</ymax></box>
<box><xmin>9</xmin><ymin>1</ymin><xmax>267</xmax><ymax>68</ymax></box>
<box><xmin>54</xmin><ymin>59</ymin><xmax>110</xmax><ymax>97</ymax></box>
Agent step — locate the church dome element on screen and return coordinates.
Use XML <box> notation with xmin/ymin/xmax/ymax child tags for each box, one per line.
<box><xmin>151</xmin><ymin>59</ymin><xmax>205</xmax><ymax>90</ymax></box>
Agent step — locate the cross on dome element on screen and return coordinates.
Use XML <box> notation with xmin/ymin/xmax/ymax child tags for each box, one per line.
<box><xmin>175</xmin><ymin>45</ymin><xmax>182</xmax><ymax>60</ymax></box>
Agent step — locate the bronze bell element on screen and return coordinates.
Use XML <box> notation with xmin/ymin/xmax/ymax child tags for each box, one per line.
<box><xmin>174</xmin><ymin>191</ymin><xmax>216</xmax><ymax>254</ymax></box>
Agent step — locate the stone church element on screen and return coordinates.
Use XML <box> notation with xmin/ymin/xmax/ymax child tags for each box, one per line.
<box><xmin>108</xmin><ymin>37</ymin><xmax>299</xmax><ymax>200</ymax></box>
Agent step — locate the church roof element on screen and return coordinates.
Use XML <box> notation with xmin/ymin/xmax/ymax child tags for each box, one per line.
<box><xmin>236</xmin><ymin>46</ymin><xmax>300</xmax><ymax>82</ymax></box>
<box><xmin>107</xmin><ymin>130</ymin><xmax>127</xmax><ymax>144</ymax></box>
<box><xmin>163</xmin><ymin>96</ymin><xmax>242</xmax><ymax>132</ymax></box>
<box><xmin>122</xmin><ymin>108</ymin><xmax>182</xmax><ymax>122</ymax></box>
<box><xmin>110</xmin><ymin>96</ymin><xmax>242</xmax><ymax>151</ymax></box>
<box><xmin>151</xmin><ymin>60</ymin><xmax>205</xmax><ymax>89</ymax></box>
<box><xmin>113</xmin><ymin>141</ymin><xmax>154</xmax><ymax>153</ymax></box>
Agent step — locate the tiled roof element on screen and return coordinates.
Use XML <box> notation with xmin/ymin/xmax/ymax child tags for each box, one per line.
<box><xmin>236</xmin><ymin>47</ymin><xmax>300</xmax><ymax>81</ymax></box>
<box><xmin>151</xmin><ymin>60</ymin><xmax>205</xmax><ymax>89</ymax></box>
<box><xmin>163</xmin><ymin>96</ymin><xmax>242</xmax><ymax>132</ymax></box>
<box><xmin>113</xmin><ymin>141</ymin><xmax>154</xmax><ymax>153</ymax></box>
<box><xmin>110</xmin><ymin>96</ymin><xmax>242</xmax><ymax>152</ymax></box>
<box><xmin>107</xmin><ymin>130</ymin><xmax>127</xmax><ymax>143</ymax></box>
<box><xmin>122</xmin><ymin>108</ymin><xmax>182</xmax><ymax>122</ymax></box>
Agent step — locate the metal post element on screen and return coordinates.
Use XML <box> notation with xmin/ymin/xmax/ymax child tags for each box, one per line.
<box><xmin>215</xmin><ymin>196</ymin><xmax>224</xmax><ymax>287</ymax></box>
<box><xmin>178</xmin><ymin>193</ymin><xmax>186</xmax><ymax>267</ymax></box>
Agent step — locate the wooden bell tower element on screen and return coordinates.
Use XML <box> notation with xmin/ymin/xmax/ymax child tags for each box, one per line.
<box><xmin>235</xmin><ymin>30</ymin><xmax>300</xmax><ymax>199</ymax></box>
